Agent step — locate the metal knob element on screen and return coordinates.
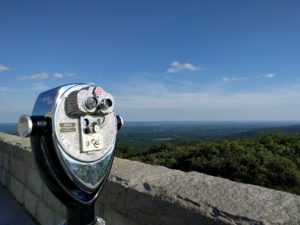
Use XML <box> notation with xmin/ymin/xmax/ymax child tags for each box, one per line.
<box><xmin>18</xmin><ymin>115</ymin><xmax>48</xmax><ymax>138</ymax></box>
<box><xmin>117</xmin><ymin>115</ymin><xmax>124</xmax><ymax>130</ymax></box>
<box><xmin>18</xmin><ymin>115</ymin><xmax>33</xmax><ymax>138</ymax></box>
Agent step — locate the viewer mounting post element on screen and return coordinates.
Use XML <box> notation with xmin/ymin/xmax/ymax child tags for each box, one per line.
<box><xmin>18</xmin><ymin>83</ymin><xmax>124</xmax><ymax>225</ymax></box>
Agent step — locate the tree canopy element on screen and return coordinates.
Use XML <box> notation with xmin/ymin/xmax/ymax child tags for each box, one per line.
<box><xmin>116</xmin><ymin>132</ymin><xmax>300</xmax><ymax>195</ymax></box>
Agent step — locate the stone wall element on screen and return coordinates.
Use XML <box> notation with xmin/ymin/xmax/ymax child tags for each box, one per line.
<box><xmin>0</xmin><ymin>132</ymin><xmax>299</xmax><ymax>225</ymax></box>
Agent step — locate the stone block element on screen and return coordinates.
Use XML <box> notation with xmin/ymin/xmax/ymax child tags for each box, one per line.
<box><xmin>13</xmin><ymin>143</ymin><xmax>34</xmax><ymax>164</ymax></box>
<box><xmin>42</xmin><ymin>183</ymin><xmax>66</xmax><ymax>216</ymax></box>
<box><xmin>109</xmin><ymin>158</ymin><xmax>175</xmax><ymax>186</ymax></box>
<box><xmin>95</xmin><ymin>200</ymin><xmax>121</xmax><ymax>225</ymax></box>
<box><xmin>9</xmin><ymin>177</ymin><xmax>25</xmax><ymax>204</ymax></box>
<box><xmin>53</xmin><ymin>211</ymin><xmax>65</xmax><ymax>225</ymax></box>
<box><xmin>0</xmin><ymin>132</ymin><xmax>31</xmax><ymax>151</ymax></box>
<box><xmin>0</xmin><ymin>168</ymin><xmax>4</xmax><ymax>185</ymax></box>
<box><xmin>26</xmin><ymin>168</ymin><xmax>43</xmax><ymax>197</ymax></box>
<box><xmin>0</xmin><ymin>133</ymin><xmax>33</xmax><ymax>165</ymax></box>
<box><xmin>36</xmin><ymin>201</ymin><xmax>56</xmax><ymax>225</ymax></box>
<box><xmin>10</xmin><ymin>159</ymin><xmax>28</xmax><ymax>184</ymax></box>
<box><xmin>3</xmin><ymin>152</ymin><xmax>10</xmax><ymax>170</ymax></box>
<box><xmin>99</xmin><ymin>180</ymin><xmax>127</xmax><ymax>211</ymax></box>
<box><xmin>24</xmin><ymin>188</ymin><xmax>38</xmax><ymax>217</ymax></box>
<box><xmin>95</xmin><ymin>200</ymin><xmax>105</xmax><ymax>219</ymax></box>
<box><xmin>102</xmin><ymin>207</ymin><xmax>138</xmax><ymax>225</ymax></box>
<box><xmin>0</xmin><ymin>168</ymin><xmax>8</xmax><ymax>186</ymax></box>
<box><xmin>0</xmin><ymin>152</ymin><xmax>4</xmax><ymax>167</ymax></box>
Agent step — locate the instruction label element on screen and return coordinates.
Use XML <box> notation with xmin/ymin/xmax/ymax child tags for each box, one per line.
<box><xmin>59</xmin><ymin>122</ymin><xmax>76</xmax><ymax>133</ymax></box>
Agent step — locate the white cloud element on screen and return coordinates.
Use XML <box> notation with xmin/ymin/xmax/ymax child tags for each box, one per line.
<box><xmin>222</xmin><ymin>77</ymin><xmax>249</xmax><ymax>82</ymax></box>
<box><xmin>52</xmin><ymin>72</ymin><xmax>76</xmax><ymax>79</ymax></box>
<box><xmin>53</xmin><ymin>73</ymin><xmax>64</xmax><ymax>79</ymax></box>
<box><xmin>167</xmin><ymin>61</ymin><xmax>203</xmax><ymax>73</ymax></box>
<box><xmin>261</xmin><ymin>73</ymin><xmax>276</xmax><ymax>78</ymax></box>
<box><xmin>0</xmin><ymin>64</ymin><xmax>13</xmax><ymax>73</ymax></box>
<box><xmin>222</xmin><ymin>77</ymin><xmax>230</xmax><ymax>82</ymax></box>
<box><xmin>19</xmin><ymin>72</ymin><xmax>49</xmax><ymax>80</ymax></box>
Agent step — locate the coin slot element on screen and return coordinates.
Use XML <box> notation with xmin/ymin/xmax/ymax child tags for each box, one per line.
<box><xmin>84</xmin><ymin>119</ymin><xmax>89</xmax><ymax>126</ymax></box>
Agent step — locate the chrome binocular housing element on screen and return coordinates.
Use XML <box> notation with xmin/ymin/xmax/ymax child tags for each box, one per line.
<box><xmin>18</xmin><ymin>83</ymin><xmax>123</xmax><ymax>225</ymax></box>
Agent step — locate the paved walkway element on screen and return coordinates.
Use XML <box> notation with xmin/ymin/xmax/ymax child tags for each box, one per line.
<box><xmin>0</xmin><ymin>185</ymin><xmax>36</xmax><ymax>225</ymax></box>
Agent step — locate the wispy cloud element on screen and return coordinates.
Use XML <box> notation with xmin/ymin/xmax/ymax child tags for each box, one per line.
<box><xmin>53</xmin><ymin>72</ymin><xmax>76</xmax><ymax>79</ymax></box>
<box><xmin>114</xmin><ymin>80</ymin><xmax>300</xmax><ymax>120</ymax></box>
<box><xmin>19</xmin><ymin>72</ymin><xmax>49</xmax><ymax>81</ymax></box>
<box><xmin>19</xmin><ymin>71</ymin><xmax>76</xmax><ymax>80</ymax></box>
<box><xmin>123</xmin><ymin>90</ymin><xmax>294</xmax><ymax>119</ymax></box>
<box><xmin>116</xmin><ymin>81</ymin><xmax>300</xmax><ymax>109</ymax></box>
<box><xmin>0</xmin><ymin>86</ymin><xmax>11</xmax><ymax>92</ymax></box>
<box><xmin>65</xmin><ymin>72</ymin><xmax>76</xmax><ymax>77</ymax></box>
<box><xmin>53</xmin><ymin>73</ymin><xmax>64</xmax><ymax>79</ymax></box>
<box><xmin>261</xmin><ymin>73</ymin><xmax>276</xmax><ymax>78</ymax></box>
<box><xmin>167</xmin><ymin>61</ymin><xmax>204</xmax><ymax>73</ymax></box>
<box><xmin>222</xmin><ymin>77</ymin><xmax>249</xmax><ymax>82</ymax></box>
<box><xmin>0</xmin><ymin>64</ymin><xmax>13</xmax><ymax>73</ymax></box>
<box><xmin>223</xmin><ymin>73</ymin><xmax>276</xmax><ymax>82</ymax></box>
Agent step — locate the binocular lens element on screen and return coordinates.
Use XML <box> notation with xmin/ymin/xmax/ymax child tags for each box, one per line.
<box><xmin>100</xmin><ymin>98</ymin><xmax>113</xmax><ymax>109</ymax></box>
<box><xmin>85</xmin><ymin>97</ymin><xmax>98</xmax><ymax>110</ymax></box>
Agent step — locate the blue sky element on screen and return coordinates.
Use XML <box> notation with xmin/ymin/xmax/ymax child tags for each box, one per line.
<box><xmin>1</xmin><ymin>0</ymin><xmax>300</xmax><ymax>122</ymax></box>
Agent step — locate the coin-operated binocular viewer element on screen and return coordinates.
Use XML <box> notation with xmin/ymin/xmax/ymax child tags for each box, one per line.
<box><xmin>18</xmin><ymin>84</ymin><xmax>123</xmax><ymax>225</ymax></box>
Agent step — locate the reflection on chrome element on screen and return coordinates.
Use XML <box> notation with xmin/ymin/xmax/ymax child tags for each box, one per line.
<box><xmin>60</xmin><ymin>144</ymin><xmax>115</xmax><ymax>192</ymax></box>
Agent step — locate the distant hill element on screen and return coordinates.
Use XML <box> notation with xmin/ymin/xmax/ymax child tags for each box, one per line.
<box><xmin>227</xmin><ymin>124</ymin><xmax>300</xmax><ymax>139</ymax></box>
<box><xmin>2</xmin><ymin>122</ymin><xmax>300</xmax><ymax>148</ymax></box>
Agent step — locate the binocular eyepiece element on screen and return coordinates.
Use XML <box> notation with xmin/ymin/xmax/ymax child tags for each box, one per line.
<box><xmin>18</xmin><ymin>84</ymin><xmax>123</xmax><ymax>225</ymax></box>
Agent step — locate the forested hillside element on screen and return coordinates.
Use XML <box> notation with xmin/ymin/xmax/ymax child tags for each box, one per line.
<box><xmin>116</xmin><ymin>132</ymin><xmax>300</xmax><ymax>195</ymax></box>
